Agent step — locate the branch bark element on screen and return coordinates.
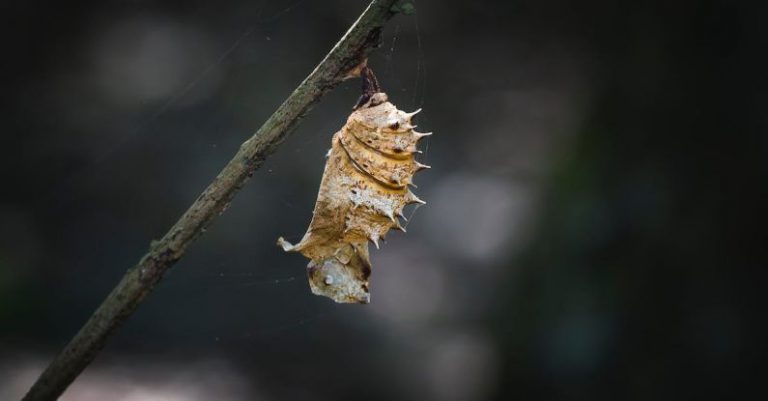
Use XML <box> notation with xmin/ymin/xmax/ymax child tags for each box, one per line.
<box><xmin>22</xmin><ymin>1</ymin><xmax>401</xmax><ymax>399</ymax></box>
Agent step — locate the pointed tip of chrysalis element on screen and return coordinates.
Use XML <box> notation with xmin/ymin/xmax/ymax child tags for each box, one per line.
<box><xmin>413</xmin><ymin>131</ymin><xmax>432</xmax><ymax>140</ymax></box>
<box><xmin>404</xmin><ymin>108</ymin><xmax>422</xmax><ymax>120</ymax></box>
<box><xmin>277</xmin><ymin>237</ymin><xmax>295</xmax><ymax>252</ymax></box>
<box><xmin>385</xmin><ymin>209</ymin><xmax>396</xmax><ymax>223</ymax></box>
<box><xmin>396</xmin><ymin>209</ymin><xmax>408</xmax><ymax>222</ymax></box>
<box><xmin>415</xmin><ymin>161</ymin><xmax>431</xmax><ymax>171</ymax></box>
<box><xmin>402</xmin><ymin>144</ymin><xmax>420</xmax><ymax>154</ymax></box>
<box><xmin>392</xmin><ymin>220</ymin><xmax>407</xmax><ymax>232</ymax></box>
<box><xmin>369</xmin><ymin>235</ymin><xmax>380</xmax><ymax>249</ymax></box>
<box><xmin>406</xmin><ymin>191</ymin><xmax>426</xmax><ymax>205</ymax></box>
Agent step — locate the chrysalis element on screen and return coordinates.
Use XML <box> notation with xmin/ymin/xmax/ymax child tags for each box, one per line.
<box><xmin>278</xmin><ymin>67</ymin><xmax>431</xmax><ymax>303</ymax></box>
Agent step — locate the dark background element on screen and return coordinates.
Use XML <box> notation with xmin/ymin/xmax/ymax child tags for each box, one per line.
<box><xmin>1</xmin><ymin>0</ymin><xmax>766</xmax><ymax>400</ymax></box>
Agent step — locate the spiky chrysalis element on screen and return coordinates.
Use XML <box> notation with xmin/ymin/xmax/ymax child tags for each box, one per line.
<box><xmin>278</xmin><ymin>67</ymin><xmax>431</xmax><ymax>303</ymax></box>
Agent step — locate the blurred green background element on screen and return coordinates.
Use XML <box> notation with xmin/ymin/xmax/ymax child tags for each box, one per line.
<box><xmin>1</xmin><ymin>0</ymin><xmax>766</xmax><ymax>400</ymax></box>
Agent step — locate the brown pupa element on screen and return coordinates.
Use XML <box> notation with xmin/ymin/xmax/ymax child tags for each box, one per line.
<box><xmin>277</xmin><ymin>67</ymin><xmax>431</xmax><ymax>303</ymax></box>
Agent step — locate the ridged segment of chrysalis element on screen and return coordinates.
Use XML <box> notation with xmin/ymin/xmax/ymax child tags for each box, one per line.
<box><xmin>278</xmin><ymin>92</ymin><xmax>430</xmax><ymax>303</ymax></box>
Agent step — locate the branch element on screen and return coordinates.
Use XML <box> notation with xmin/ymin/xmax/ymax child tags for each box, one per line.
<box><xmin>23</xmin><ymin>1</ymin><xmax>401</xmax><ymax>399</ymax></box>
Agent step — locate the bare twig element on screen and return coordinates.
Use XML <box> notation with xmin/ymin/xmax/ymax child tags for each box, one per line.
<box><xmin>22</xmin><ymin>1</ymin><xmax>401</xmax><ymax>399</ymax></box>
